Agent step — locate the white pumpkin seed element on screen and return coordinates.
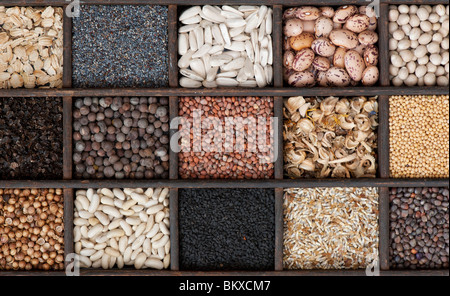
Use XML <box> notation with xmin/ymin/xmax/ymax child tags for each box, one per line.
<box><xmin>179</xmin><ymin>24</ymin><xmax>199</xmax><ymax>33</ymax></box>
<box><xmin>217</xmin><ymin>71</ymin><xmax>238</xmax><ymax>78</ymax></box>
<box><xmin>254</xmin><ymin>63</ymin><xmax>266</xmax><ymax>87</ymax></box>
<box><xmin>224</xmin><ymin>41</ymin><xmax>245</xmax><ymax>51</ymax></box>
<box><xmin>219</xmin><ymin>23</ymin><xmax>231</xmax><ymax>46</ymax></box>
<box><xmin>192</xmin><ymin>43</ymin><xmax>212</xmax><ymax>59</ymax></box>
<box><xmin>178</xmin><ymin>33</ymin><xmax>188</xmax><ymax>56</ymax></box>
<box><xmin>222</xmin><ymin>5</ymin><xmax>244</xmax><ymax>17</ymax></box>
<box><xmin>216</xmin><ymin>77</ymin><xmax>238</xmax><ymax>86</ymax></box>
<box><xmin>179</xmin><ymin>6</ymin><xmax>201</xmax><ymax>21</ymax></box>
<box><xmin>180</xmin><ymin>69</ymin><xmax>204</xmax><ymax>81</ymax></box>
<box><xmin>190</xmin><ymin>59</ymin><xmax>206</xmax><ymax>77</ymax></box>
<box><xmin>204</xmin><ymin>26</ymin><xmax>212</xmax><ymax>44</ymax></box>
<box><xmin>181</xmin><ymin>15</ymin><xmax>202</xmax><ymax>25</ymax></box>
<box><xmin>189</xmin><ymin>31</ymin><xmax>198</xmax><ymax>51</ymax></box>
<box><xmin>179</xmin><ymin>77</ymin><xmax>202</xmax><ymax>88</ymax></box>
<box><xmin>229</xmin><ymin>26</ymin><xmax>245</xmax><ymax>37</ymax></box>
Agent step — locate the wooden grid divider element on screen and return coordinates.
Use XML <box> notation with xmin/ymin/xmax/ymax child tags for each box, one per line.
<box><xmin>0</xmin><ymin>0</ymin><xmax>448</xmax><ymax>277</ymax></box>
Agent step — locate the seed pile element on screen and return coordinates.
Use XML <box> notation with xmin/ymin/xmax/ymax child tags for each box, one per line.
<box><xmin>0</xmin><ymin>97</ymin><xmax>63</xmax><ymax>180</ymax></box>
<box><xmin>0</xmin><ymin>6</ymin><xmax>63</xmax><ymax>89</ymax></box>
<box><xmin>389</xmin><ymin>95</ymin><xmax>449</xmax><ymax>178</ymax></box>
<box><xmin>179</xmin><ymin>189</ymin><xmax>275</xmax><ymax>271</ymax></box>
<box><xmin>283</xmin><ymin>187</ymin><xmax>379</xmax><ymax>270</ymax></box>
<box><xmin>178</xmin><ymin>5</ymin><xmax>273</xmax><ymax>88</ymax></box>
<box><xmin>72</xmin><ymin>5</ymin><xmax>169</xmax><ymax>88</ymax></box>
<box><xmin>74</xmin><ymin>188</ymin><xmax>170</xmax><ymax>270</ymax></box>
<box><xmin>73</xmin><ymin>97</ymin><xmax>169</xmax><ymax>179</ymax></box>
<box><xmin>0</xmin><ymin>189</ymin><xmax>64</xmax><ymax>271</ymax></box>
<box><xmin>389</xmin><ymin>5</ymin><xmax>449</xmax><ymax>86</ymax></box>
<box><xmin>284</xmin><ymin>96</ymin><xmax>378</xmax><ymax>178</ymax></box>
<box><xmin>178</xmin><ymin>96</ymin><xmax>274</xmax><ymax>179</ymax></box>
<box><xmin>390</xmin><ymin>187</ymin><xmax>449</xmax><ymax>270</ymax></box>
<box><xmin>283</xmin><ymin>5</ymin><xmax>379</xmax><ymax>87</ymax></box>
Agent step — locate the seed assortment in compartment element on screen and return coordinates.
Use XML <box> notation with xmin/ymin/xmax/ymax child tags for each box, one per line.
<box><xmin>74</xmin><ymin>188</ymin><xmax>170</xmax><ymax>270</ymax></box>
<box><xmin>72</xmin><ymin>5</ymin><xmax>169</xmax><ymax>88</ymax></box>
<box><xmin>283</xmin><ymin>5</ymin><xmax>379</xmax><ymax>87</ymax></box>
<box><xmin>0</xmin><ymin>189</ymin><xmax>64</xmax><ymax>271</ymax></box>
<box><xmin>284</xmin><ymin>96</ymin><xmax>378</xmax><ymax>178</ymax></box>
<box><xmin>389</xmin><ymin>4</ymin><xmax>449</xmax><ymax>86</ymax></box>
<box><xmin>0</xmin><ymin>97</ymin><xmax>63</xmax><ymax>180</ymax></box>
<box><xmin>0</xmin><ymin>0</ymin><xmax>449</xmax><ymax>277</ymax></box>
<box><xmin>0</xmin><ymin>6</ymin><xmax>63</xmax><ymax>89</ymax></box>
<box><xmin>73</xmin><ymin>97</ymin><xmax>170</xmax><ymax>179</ymax></box>
<box><xmin>179</xmin><ymin>188</ymin><xmax>275</xmax><ymax>271</ymax></box>
<box><xmin>283</xmin><ymin>187</ymin><xmax>379</xmax><ymax>270</ymax></box>
<box><xmin>389</xmin><ymin>95</ymin><xmax>449</xmax><ymax>178</ymax></box>
<box><xmin>178</xmin><ymin>96</ymin><xmax>275</xmax><ymax>179</ymax></box>
<box><xmin>178</xmin><ymin>5</ymin><xmax>273</xmax><ymax>88</ymax></box>
<box><xmin>390</xmin><ymin>187</ymin><xmax>449</xmax><ymax>270</ymax></box>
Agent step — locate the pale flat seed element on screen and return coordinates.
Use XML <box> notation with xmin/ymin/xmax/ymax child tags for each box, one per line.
<box><xmin>219</xmin><ymin>23</ymin><xmax>231</xmax><ymax>46</ymax></box>
<box><xmin>259</xmin><ymin>19</ymin><xmax>266</xmax><ymax>42</ymax></box>
<box><xmin>222</xmin><ymin>57</ymin><xmax>245</xmax><ymax>71</ymax></box>
<box><xmin>189</xmin><ymin>59</ymin><xmax>206</xmax><ymax>77</ymax></box>
<box><xmin>257</xmin><ymin>6</ymin><xmax>268</xmax><ymax>27</ymax></box>
<box><xmin>244</xmin><ymin>13</ymin><xmax>258</xmax><ymax>33</ymax></box>
<box><xmin>239</xmin><ymin>6</ymin><xmax>259</xmax><ymax>12</ymax></box>
<box><xmin>266</xmin><ymin>9</ymin><xmax>273</xmax><ymax>35</ymax></box>
<box><xmin>244</xmin><ymin>58</ymin><xmax>254</xmax><ymax>77</ymax></box>
<box><xmin>221</xmin><ymin>10</ymin><xmax>244</xmax><ymax>19</ymax></box>
<box><xmin>245</xmin><ymin>40</ymin><xmax>254</xmax><ymax>63</ymax></box>
<box><xmin>216</xmin><ymin>77</ymin><xmax>238</xmax><ymax>86</ymax></box>
<box><xmin>181</xmin><ymin>15</ymin><xmax>202</xmax><ymax>25</ymax></box>
<box><xmin>202</xmin><ymin>5</ymin><xmax>226</xmax><ymax>23</ymax></box>
<box><xmin>192</xmin><ymin>44</ymin><xmax>212</xmax><ymax>59</ymax></box>
<box><xmin>268</xmin><ymin>36</ymin><xmax>273</xmax><ymax>65</ymax></box>
<box><xmin>237</xmin><ymin>68</ymin><xmax>248</xmax><ymax>82</ymax></box>
<box><xmin>203</xmin><ymin>80</ymin><xmax>217</xmax><ymax>88</ymax></box>
<box><xmin>240</xmin><ymin>80</ymin><xmax>258</xmax><ymax>87</ymax></box>
<box><xmin>178</xmin><ymin>50</ymin><xmax>194</xmax><ymax>68</ymax></box>
<box><xmin>224</xmin><ymin>41</ymin><xmax>245</xmax><ymax>51</ymax></box>
<box><xmin>208</xmin><ymin>45</ymin><xmax>224</xmax><ymax>55</ymax></box>
<box><xmin>206</xmin><ymin>66</ymin><xmax>219</xmax><ymax>81</ymax></box>
<box><xmin>179</xmin><ymin>24</ymin><xmax>200</xmax><ymax>33</ymax></box>
<box><xmin>254</xmin><ymin>63</ymin><xmax>266</xmax><ymax>87</ymax></box>
<box><xmin>204</xmin><ymin>26</ymin><xmax>212</xmax><ymax>44</ymax></box>
<box><xmin>180</xmin><ymin>77</ymin><xmax>202</xmax><ymax>88</ymax></box>
<box><xmin>225</xmin><ymin>18</ymin><xmax>246</xmax><ymax>28</ymax></box>
<box><xmin>222</xmin><ymin>5</ymin><xmax>244</xmax><ymax>17</ymax></box>
<box><xmin>217</xmin><ymin>71</ymin><xmax>238</xmax><ymax>78</ymax></box>
<box><xmin>194</xmin><ymin>27</ymin><xmax>204</xmax><ymax>49</ymax></box>
<box><xmin>265</xmin><ymin>65</ymin><xmax>273</xmax><ymax>84</ymax></box>
<box><xmin>200</xmin><ymin>20</ymin><xmax>213</xmax><ymax>28</ymax></box>
<box><xmin>229</xmin><ymin>26</ymin><xmax>245</xmax><ymax>37</ymax></box>
<box><xmin>260</xmin><ymin>36</ymin><xmax>269</xmax><ymax>48</ymax></box>
<box><xmin>260</xmin><ymin>48</ymin><xmax>269</xmax><ymax>67</ymax></box>
<box><xmin>180</xmin><ymin>68</ymin><xmax>204</xmax><ymax>81</ymax></box>
<box><xmin>202</xmin><ymin>54</ymin><xmax>211</xmax><ymax>71</ymax></box>
<box><xmin>189</xmin><ymin>31</ymin><xmax>198</xmax><ymax>51</ymax></box>
<box><xmin>179</xmin><ymin>6</ymin><xmax>201</xmax><ymax>21</ymax></box>
<box><xmin>212</xmin><ymin>25</ymin><xmax>224</xmax><ymax>45</ymax></box>
<box><xmin>210</xmin><ymin>54</ymin><xmax>232</xmax><ymax>67</ymax></box>
<box><xmin>199</xmin><ymin>11</ymin><xmax>219</xmax><ymax>24</ymax></box>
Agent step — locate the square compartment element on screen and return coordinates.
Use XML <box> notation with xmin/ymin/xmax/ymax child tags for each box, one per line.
<box><xmin>283</xmin><ymin>5</ymin><xmax>381</xmax><ymax>88</ymax></box>
<box><xmin>283</xmin><ymin>187</ymin><xmax>379</xmax><ymax>270</ymax></box>
<box><xmin>177</xmin><ymin>96</ymin><xmax>275</xmax><ymax>179</ymax></box>
<box><xmin>179</xmin><ymin>188</ymin><xmax>275</xmax><ymax>271</ymax></box>
<box><xmin>72</xmin><ymin>5</ymin><xmax>169</xmax><ymax>88</ymax></box>
<box><xmin>389</xmin><ymin>187</ymin><xmax>449</xmax><ymax>270</ymax></box>
<box><xmin>283</xmin><ymin>96</ymin><xmax>379</xmax><ymax>179</ymax></box>
<box><xmin>72</xmin><ymin>97</ymin><xmax>170</xmax><ymax>180</ymax></box>
<box><xmin>0</xmin><ymin>97</ymin><xmax>63</xmax><ymax>180</ymax></box>
<box><xmin>177</xmin><ymin>5</ymin><xmax>274</xmax><ymax>88</ymax></box>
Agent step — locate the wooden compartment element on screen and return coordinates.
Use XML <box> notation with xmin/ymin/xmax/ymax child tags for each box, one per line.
<box><xmin>0</xmin><ymin>0</ymin><xmax>449</xmax><ymax>276</ymax></box>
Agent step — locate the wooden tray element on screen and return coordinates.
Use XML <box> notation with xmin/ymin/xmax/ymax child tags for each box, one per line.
<box><xmin>0</xmin><ymin>0</ymin><xmax>449</xmax><ymax>276</ymax></box>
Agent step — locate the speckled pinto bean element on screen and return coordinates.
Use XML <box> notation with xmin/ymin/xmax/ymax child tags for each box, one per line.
<box><xmin>292</xmin><ymin>48</ymin><xmax>315</xmax><ymax>71</ymax></box>
<box><xmin>283</xmin><ymin>5</ymin><xmax>379</xmax><ymax>87</ymax></box>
